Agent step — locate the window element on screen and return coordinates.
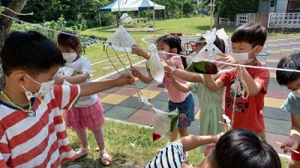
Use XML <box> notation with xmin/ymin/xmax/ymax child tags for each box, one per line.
<box><xmin>287</xmin><ymin>0</ymin><xmax>300</xmax><ymax>13</ymax></box>
<box><xmin>270</xmin><ymin>0</ymin><xmax>275</xmax><ymax>7</ymax></box>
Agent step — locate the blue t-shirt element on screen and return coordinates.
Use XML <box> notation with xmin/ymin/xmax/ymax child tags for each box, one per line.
<box><xmin>281</xmin><ymin>92</ymin><xmax>300</xmax><ymax>115</ymax></box>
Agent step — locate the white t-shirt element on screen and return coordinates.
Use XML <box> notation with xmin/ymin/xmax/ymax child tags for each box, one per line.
<box><xmin>64</xmin><ymin>56</ymin><xmax>98</xmax><ymax>107</ymax></box>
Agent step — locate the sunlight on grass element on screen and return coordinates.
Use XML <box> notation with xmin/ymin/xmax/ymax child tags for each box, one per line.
<box><xmin>62</xmin><ymin>120</ymin><xmax>289</xmax><ymax>168</ymax></box>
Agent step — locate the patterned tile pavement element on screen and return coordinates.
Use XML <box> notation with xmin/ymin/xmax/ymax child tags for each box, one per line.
<box><xmin>95</xmin><ymin>36</ymin><xmax>300</xmax><ymax>156</ymax></box>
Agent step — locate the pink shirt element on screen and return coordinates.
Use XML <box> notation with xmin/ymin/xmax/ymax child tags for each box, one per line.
<box><xmin>163</xmin><ymin>56</ymin><xmax>190</xmax><ymax>103</ymax></box>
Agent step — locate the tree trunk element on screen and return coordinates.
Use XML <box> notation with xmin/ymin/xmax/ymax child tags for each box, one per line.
<box><xmin>0</xmin><ymin>0</ymin><xmax>27</xmax><ymax>88</ymax></box>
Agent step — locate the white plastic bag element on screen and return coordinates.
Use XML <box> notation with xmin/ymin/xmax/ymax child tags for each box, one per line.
<box><xmin>152</xmin><ymin>107</ymin><xmax>178</xmax><ymax>141</ymax></box>
<box><xmin>104</xmin><ymin>25</ymin><xmax>136</xmax><ymax>52</ymax></box>
<box><xmin>120</xmin><ymin>13</ymin><xmax>132</xmax><ymax>23</ymax></box>
<box><xmin>147</xmin><ymin>44</ymin><xmax>165</xmax><ymax>83</ymax></box>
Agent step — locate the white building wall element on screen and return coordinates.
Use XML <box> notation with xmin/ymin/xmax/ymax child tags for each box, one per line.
<box><xmin>276</xmin><ymin>0</ymin><xmax>288</xmax><ymax>13</ymax></box>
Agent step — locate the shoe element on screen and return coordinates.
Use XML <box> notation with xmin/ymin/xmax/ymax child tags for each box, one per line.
<box><xmin>75</xmin><ymin>146</ymin><xmax>91</xmax><ymax>159</ymax></box>
<box><xmin>100</xmin><ymin>149</ymin><xmax>112</xmax><ymax>166</ymax></box>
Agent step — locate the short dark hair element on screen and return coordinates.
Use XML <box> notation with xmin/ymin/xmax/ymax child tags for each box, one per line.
<box><xmin>57</xmin><ymin>30</ymin><xmax>80</xmax><ymax>51</ymax></box>
<box><xmin>156</xmin><ymin>35</ymin><xmax>187</xmax><ymax>69</ymax></box>
<box><xmin>276</xmin><ymin>53</ymin><xmax>300</xmax><ymax>86</ymax></box>
<box><xmin>197</xmin><ymin>35</ymin><xmax>226</xmax><ymax>53</ymax></box>
<box><xmin>0</xmin><ymin>31</ymin><xmax>65</xmax><ymax>76</ymax></box>
<box><xmin>209</xmin><ymin>129</ymin><xmax>281</xmax><ymax>168</ymax></box>
<box><xmin>231</xmin><ymin>23</ymin><xmax>267</xmax><ymax>48</ymax></box>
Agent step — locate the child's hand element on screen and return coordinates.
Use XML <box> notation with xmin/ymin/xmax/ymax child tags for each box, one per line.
<box><xmin>116</xmin><ymin>73</ymin><xmax>135</xmax><ymax>86</ymax></box>
<box><xmin>162</xmin><ymin>61</ymin><xmax>172</xmax><ymax>73</ymax></box>
<box><xmin>216</xmin><ymin>53</ymin><xmax>237</xmax><ymax>69</ymax></box>
<box><xmin>53</xmin><ymin>76</ymin><xmax>64</xmax><ymax>85</ymax></box>
<box><xmin>131</xmin><ymin>66</ymin><xmax>141</xmax><ymax>78</ymax></box>
<box><xmin>280</xmin><ymin>138</ymin><xmax>299</xmax><ymax>153</ymax></box>
<box><xmin>164</xmin><ymin>72</ymin><xmax>175</xmax><ymax>83</ymax></box>
<box><xmin>132</xmin><ymin>44</ymin><xmax>148</xmax><ymax>58</ymax></box>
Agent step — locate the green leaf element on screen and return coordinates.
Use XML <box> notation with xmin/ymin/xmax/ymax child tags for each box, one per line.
<box><xmin>0</xmin><ymin>6</ymin><xmax>5</xmax><ymax>13</ymax></box>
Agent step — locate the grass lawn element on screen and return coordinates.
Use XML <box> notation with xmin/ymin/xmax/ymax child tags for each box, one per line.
<box><xmin>62</xmin><ymin>120</ymin><xmax>290</xmax><ymax>168</ymax></box>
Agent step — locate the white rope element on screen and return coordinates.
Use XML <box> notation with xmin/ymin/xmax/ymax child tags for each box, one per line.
<box><xmin>0</xmin><ymin>6</ymin><xmax>33</xmax><ymax>16</ymax></box>
<box><xmin>1</xmin><ymin>12</ymin><xmax>300</xmax><ymax>74</ymax></box>
<box><xmin>0</xmin><ymin>13</ymin><xmax>100</xmax><ymax>42</ymax></box>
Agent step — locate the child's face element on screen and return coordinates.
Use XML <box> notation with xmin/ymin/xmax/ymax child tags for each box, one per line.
<box><xmin>231</xmin><ymin>42</ymin><xmax>258</xmax><ymax>59</ymax></box>
<box><xmin>23</xmin><ymin>65</ymin><xmax>60</xmax><ymax>94</ymax></box>
<box><xmin>285</xmin><ymin>78</ymin><xmax>300</xmax><ymax>91</ymax></box>
<box><xmin>195</xmin><ymin>43</ymin><xmax>206</xmax><ymax>54</ymax></box>
<box><xmin>156</xmin><ymin>41</ymin><xmax>171</xmax><ymax>52</ymax></box>
<box><xmin>59</xmin><ymin>45</ymin><xmax>77</xmax><ymax>53</ymax></box>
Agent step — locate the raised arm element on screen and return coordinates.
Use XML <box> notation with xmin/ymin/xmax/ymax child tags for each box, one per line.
<box><xmin>204</xmin><ymin>74</ymin><xmax>224</xmax><ymax>92</ymax></box>
<box><xmin>178</xmin><ymin>132</ymin><xmax>223</xmax><ymax>152</ymax></box>
<box><xmin>79</xmin><ymin>73</ymin><xmax>135</xmax><ymax>97</ymax></box>
<box><xmin>240</xmin><ymin>66</ymin><xmax>263</xmax><ymax>96</ymax></box>
<box><xmin>165</xmin><ymin>73</ymin><xmax>192</xmax><ymax>93</ymax></box>
<box><xmin>162</xmin><ymin>62</ymin><xmax>203</xmax><ymax>83</ymax></box>
<box><xmin>132</xmin><ymin>44</ymin><xmax>151</xmax><ymax>60</ymax></box>
<box><xmin>131</xmin><ymin>66</ymin><xmax>153</xmax><ymax>84</ymax></box>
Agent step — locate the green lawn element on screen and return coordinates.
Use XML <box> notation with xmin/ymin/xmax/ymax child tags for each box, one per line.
<box><xmin>62</xmin><ymin>120</ymin><xmax>290</xmax><ymax>168</ymax></box>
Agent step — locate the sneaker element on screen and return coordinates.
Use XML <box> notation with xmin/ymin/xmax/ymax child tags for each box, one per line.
<box><xmin>76</xmin><ymin>146</ymin><xmax>91</xmax><ymax>159</ymax></box>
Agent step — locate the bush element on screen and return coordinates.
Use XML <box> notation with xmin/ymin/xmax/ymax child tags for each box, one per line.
<box><xmin>217</xmin><ymin>0</ymin><xmax>260</xmax><ymax>21</ymax></box>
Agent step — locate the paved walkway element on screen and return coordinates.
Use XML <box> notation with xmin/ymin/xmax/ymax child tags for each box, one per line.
<box><xmin>96</xmin><ymin>36</ymin><xmax>300</xmax><ymax>156</ymax></box>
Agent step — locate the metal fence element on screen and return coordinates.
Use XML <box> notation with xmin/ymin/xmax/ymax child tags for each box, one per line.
<box><xmin>268</xmin><ymin>13</ymin><xmax>300</xmax><ymax>28</ymax></box>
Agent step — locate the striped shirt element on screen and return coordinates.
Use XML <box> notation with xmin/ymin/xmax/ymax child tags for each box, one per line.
<box><xmin>0</xmin><ymin>84</ymin><xmax>80</xmax><ymax>168</ymax></box>
<box><xmin>145</xmin><ymin>142</ymin><xmax>187</xmax><ymax>168</ymax></box>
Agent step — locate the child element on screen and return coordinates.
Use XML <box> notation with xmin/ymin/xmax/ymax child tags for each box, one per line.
<box><xmin>54</xmin><ymin>31</ymin><xmax>111</xmax><ymax>165</ymax></box>
<box><xmin>167</xmin><ymin>23</ymin><xmax>269</xmax><ymax>137</ymax></box>
<box><xmin>163</xmin><ymin>34</ymin><xmax>226</xmax><ymax>153</ymax></box>
<box><xmin>276</xmin><ymin>52</ymin><xmax>300</xmax><ymax>168</ymax></box>
<box><xmin>131</xmin><ymin>35</ymin><xmax>195</xmax><ymax>143</ymax></box>
<box><xmin>0</xmin><ymin>31</ymin><xmax>134</xmax><ymax>167</ymax></box>
<box><xmin>203</xmin><ymin>23</ymin><xmax>270</xmax><ymax>137</ymax></box>
<box><xmin>145</xmin><ymin>129</ymin><xmax>281</xmax><ymax>168</ymax></box>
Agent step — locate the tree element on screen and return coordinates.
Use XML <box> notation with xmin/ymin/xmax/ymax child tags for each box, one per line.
<box><xmin>217</xmin><ymin>0</ymin><xmax>260</xmax><ymax>21</ymax></box>
<box><xmin>183</xmin><ymin>1</ymin><xmax>194</xmax><ymax>17</ymax></box>
<box><xmin>0</xmin><ymin>0</ymin><xmax>28</xmax><ymax>87</ymax></box>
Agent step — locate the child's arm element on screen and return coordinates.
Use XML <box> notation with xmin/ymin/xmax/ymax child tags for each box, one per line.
<box><xmin>217</xmin><ymin>53</ymin><xmax>266</xmax><ymax>96</ymax></box>
<box><xmin>204</xmin><ymin>74</ymin><xmax>225</xmax><ymax>92</ymax></box>
<box><xmin>240</xmin><ymin>67</ymin><xmax>264</xmax><ymax>96</ymax></box>
<box><xmin>165</xmin><ymin>73</ymin><xmax>192</xmax><ymax>93</ymax></box>
<box><xmin>177</xmin><ymin>132</ymin><xmax>224</xmax><ymax>152</ymax></box>
<box><xmin>131</xmin><ymin>66</ymin><xmax>153</xmax><ymax>84</ymax></box>
<box><xmin>79</xmin><ymin>73</ymin><xmax>135</xmax><ymax>97</ymax></box>
<box><xmin>162</xmin><ymin>61</ymin><xmax>203</xmax><ymax>83</ymax></box>
<box><xmin>132</xmin><ymin>44</ymin><xmax>151</xmax><ymax>60</ymax></box>
<box><xmin>64</xmin><ymin>72</ymin><xmax>88</xmax><ymax>84</ymax></box>
<box><xmin>281</xmin><ymin>114</ymin><xmax>300</xmax><ymax>152</ymax></box>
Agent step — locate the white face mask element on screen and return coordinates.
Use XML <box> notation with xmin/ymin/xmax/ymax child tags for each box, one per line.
<box><xmin>22</xmin><ymin>74</ymin><xmax>54</xmax><ymax>100</ymax></box>
<box><xmin>158</xmin><ymin>50</ymin><xmax>167</xmax><ymax>60</ymax></box>
<box><xmin>230</xmin><ymin>47</ymin><xmax>257</xmax><ymax>64</ymax></box>
<box><xmin>292</xmin><ymin>90</ymin><xmax>300</xmax><ymax>98</ymax></box>
<box><xmin>62</xmin><ymin>52</ymin><xmax>77</xmax><ymax>63</ymax></box>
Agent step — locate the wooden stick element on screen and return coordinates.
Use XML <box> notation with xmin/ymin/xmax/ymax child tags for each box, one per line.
<box><xmin>218</xmin><ymin>121</ymin><xmax>229</xmax><ymax>128</ymax></box>
<box><xmin>123</xmin><ymin>46</ymin><xmax>133</xmax><ymax>67</ymax></box>
<box><xmin>275</xmin><ymin>141</ymin><xmax>300</xmax><ymax>154</ymax></box>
